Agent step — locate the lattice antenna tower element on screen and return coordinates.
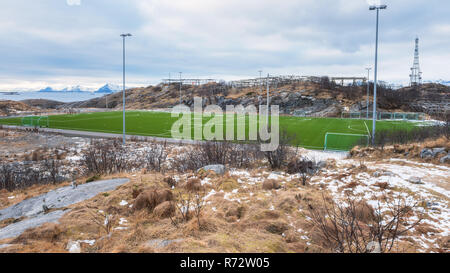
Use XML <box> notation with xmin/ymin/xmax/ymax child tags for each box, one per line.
<box><xmin>409</xmin><ymin>37</ymin><xmax>422</xmax><ymax>86</ymax></box>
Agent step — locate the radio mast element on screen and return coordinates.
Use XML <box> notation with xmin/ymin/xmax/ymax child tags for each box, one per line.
<box><xmin>409</xmin><ymin>37</ymin><xmax>422</xmax><ymax>86</ymax></box>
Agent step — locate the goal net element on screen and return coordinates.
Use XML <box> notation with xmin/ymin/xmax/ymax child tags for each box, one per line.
<box><xmin>324</xmin><ymin>133</ymin><xmax>370</xmax><ymax>151</ymax></box>
<box><xmin>21</xmin><ymin>116</ymin><xmax>49</xmax><ymax>128</ymax></box>
<box><xmin>341</xmin><ymin>112</ymin><xmax>362</xmax><ymax>119</ymax></box>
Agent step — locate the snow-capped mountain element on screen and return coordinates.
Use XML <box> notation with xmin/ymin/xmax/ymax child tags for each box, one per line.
<box><xmin>39</xmin><ymin>87</ymin><xmax>56</xmax><ymax>92</ymax></box>
<box><xmin>95</xmin><ymin>83</ymin><xmax>122</xmax><ymax>93</ymax></box>
<box><xmin>60</xmin><ymin>85</ymin><xmax>95</xmax><ymax>92</ymax></box>
<box><xmin>423</xmin><ymin>79</ymin><xmax>450</xmax><ymax>86</ymax></box>
<box><xmin>38</xmin><ymin>84</ymin><xmax>118</xmax><ymax>93</ymax></box>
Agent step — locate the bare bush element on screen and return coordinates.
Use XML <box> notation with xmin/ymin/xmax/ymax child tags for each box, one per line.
<box><xmin>81</xmin><ymin>140</ymin><xmax>139</xmax><ymax>176</ymax></box>
<box><xmin>0</xmin><ymin>162</ymin><xmax>50</xmax><ymax>191</ymax></box>
<box><xmin>144</xmin><ymin>141</ymin><xmax>168</xmax><ymax>172</ymax></box>
<box><xmin>43</xmin><ymin>158</ymin><xmax>60</xmax><ymax>185</ymax></box>
<box><xmin>262</xmin><ymin>130</ymin><xmax>296</xmax><ymax>170</ymax></box>
<box><xmin>171</xmin><ymin>140</ymin><xmax>262</xmax><ymax>172</ymax></box>
<box><xmin>174</xmin><ymin>191</ymin><xmax>193</xmax><ymax>224</ymax></box>
<box><xmin>88</xmin><ymin>209</ymin><xmax>116</xmax><ymax>235</ymax></box>
<box><xmin>193</xmin><ymin>190</ymin><xmax>206</xmax><ymax>228</ymax></box>
<box><xmin>286</xmin><ymin>157</ymin><xmax>317</xmax><ymax>186</ymax></box>
<box><xmin>308</xmin><ymin>195</ymin><xmax>422</xmax><ymax>253</ymax></box>
<box><xmin>374</xmin><ymin>124</ymin><xmax>449</xmax><ymax>148</ymax></box>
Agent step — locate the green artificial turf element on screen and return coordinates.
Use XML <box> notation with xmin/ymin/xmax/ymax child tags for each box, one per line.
<box><xmin>0</xmin><ymin>111</ymin><xmax>422</xmax><ymax>150</ymax></box>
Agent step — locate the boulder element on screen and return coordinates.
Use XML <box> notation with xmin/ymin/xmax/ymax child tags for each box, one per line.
<box><xmin>373</xmin><ymin>171</ymin><xmax>394</xmax><ymax>178</ymax></box>
<box><xmin>317</xmin><ymin>161</ymin><xmax>327</xmax><ymax>169</ymax></box>
<box><xmin>408</xmin><ymin>177</ymin><xmax>424</xmax><ymax>185</ymax></box>
<box><xmin>420</xmin><ymin>149</ymin><xmax>434</xmax><ymax>159</ymax></box>
<box><xmin>366</xmin><ymin>241</ymin><xmax>381</xmax><ymax>253</ymax></box>
<box><xmin>432</xmin><ymin>148</ymin><xmax>446</xmax><ymax>156</ymax></box>
<box><xmin>145</xmin><ymin>239</ymin><xmax>183</xmax><ymax>249</ymax></box>
<box><xmin>66</xmin><ymin>240</ymin><xmax>81</xmax><ymax>253</ymax></box>
<box><xmin>440</xmin><ymin>155</ymin><xmax>450</xmax><ymax>164</ymax></box>
<box><xmin>198</xmin><ymin>164</ymin><xmax>226</xmax><ymax>175</ymax></box>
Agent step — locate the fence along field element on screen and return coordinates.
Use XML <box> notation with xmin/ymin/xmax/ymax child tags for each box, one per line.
<box><xmin>0</xmin><ymin>111</ymin><xmax>420</xmax><ymax>151</ymax></box>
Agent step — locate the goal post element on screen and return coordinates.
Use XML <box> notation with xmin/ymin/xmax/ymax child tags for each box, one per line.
<box><xmin>324</xmin><ymin>133</ymin><xmax>370</xmax><ymax>151</ymax></box>
<box><xmin>21</xmin><ymin>116</ymin><xmax>49</xmax><ymax>128</ymax></box>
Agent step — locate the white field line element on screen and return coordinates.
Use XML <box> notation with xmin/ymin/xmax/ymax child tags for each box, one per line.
<box><xmin>363</xmin><ymin>121</ymin><xmax>371</xmax><ymax>138</ymax></box>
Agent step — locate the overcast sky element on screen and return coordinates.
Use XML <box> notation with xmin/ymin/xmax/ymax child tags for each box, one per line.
<box><xmin>0</xmin><ymin>0</ymin><xmax>449</xmax><ymax>90</ymax></box>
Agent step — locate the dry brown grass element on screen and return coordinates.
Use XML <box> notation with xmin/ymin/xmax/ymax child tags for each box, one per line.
<box><xmin>350</xmin><ymin>137</ymin><xmax>450</xmax><ymax>164</ymax></box>
<box><xmin>0</xmin><ymin>158</ymin><xmax>443</xmax><ymax>253</ymax></box>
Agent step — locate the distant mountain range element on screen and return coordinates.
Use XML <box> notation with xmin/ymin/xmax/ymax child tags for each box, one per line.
<box><xmin>423</xmin><ymin>79</ymin><xmax>450</xmax><ymax>86</ymax></box>
<box><xmin>38</xmin><ymin>84</ymin><xmax>122</xmax><ymax>94</ymax></box>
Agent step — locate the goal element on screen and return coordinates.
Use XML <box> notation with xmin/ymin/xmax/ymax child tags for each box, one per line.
<box><xmin>21</xmin><ymin>116</ymin><xmax>49</xmax><ymax>128</ymax></box>
<box><xmin>324</xmin><ymin>133</ymin><xmax>370</xmax><ymax>151</ymax></box>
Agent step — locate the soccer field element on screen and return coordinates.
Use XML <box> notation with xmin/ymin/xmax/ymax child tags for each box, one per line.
<box><xmin>0</xmin><ymin>111</ymin><xmax>421</xmax><ymax>150</ymax></box>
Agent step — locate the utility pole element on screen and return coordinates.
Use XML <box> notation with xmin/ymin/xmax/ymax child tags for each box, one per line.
<box><xmin>366</xmin><ymin>67</ymin><xmax>372</xmax><ymax>119</ymax></box>
<box><xmin>369</xmin><ymin>4</ymin><xmax>387</xmax><ymax>145</ymax></box>
<box><xmin>120</xmin><ymin>33</ymin><xmax>132</xmax><ymax>145</ymax></box>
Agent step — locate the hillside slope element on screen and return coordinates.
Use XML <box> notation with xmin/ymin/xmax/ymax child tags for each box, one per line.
<box><xmin>0</xmin><ymin>100</ymin><xmax>38</xmax><ymax>116</ymax></box>
<box><xmin>63</xmin><ymin>80</ymin><xmax>375</xmax><ymax>117</ymax></box>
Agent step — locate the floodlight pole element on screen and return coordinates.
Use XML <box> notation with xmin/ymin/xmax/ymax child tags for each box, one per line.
<box><xmin>366</xmin><ymin>67</ymin><xmax>372</xmax><ymax>119</ymax></box>
<box><xmin>370</xmin><ymin>5</ymin><xmax>386</xmax><ymax>145</ymax></box>
<box><xmin>258</xmin><ymin>70</ymin><xmax>263</xmax><ymax>94</ymax></box>
<box><xmin>121</xmin><ymin>33</ymin><xmax>132</xmax><ymax>145</ymax></box>
<box><xmin>266</xmin><ymin>73</ymin><xmax>270</xmax><ymax>125</ymax></box>
<box><xmin>179</xmin><ymin>72</ymin><xmax>182</xmax><ymax>104</ymax></box>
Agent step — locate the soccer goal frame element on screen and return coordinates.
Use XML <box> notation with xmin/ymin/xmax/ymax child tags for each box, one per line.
<box><xmin>21</xmin><ymin>116</ymin><xmax>49</xmax><ymax>128</ymax></box>
<box><xmin>324</xmin><ymin>132</ymin><xmax>370</xmax><ymax>151</ymax></box>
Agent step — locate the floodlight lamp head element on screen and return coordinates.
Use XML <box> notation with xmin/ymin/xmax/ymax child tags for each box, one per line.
<box><xmin>120</xmin><ymin>33</ymin><xmax>132</xmax><ymax>37</ymax></box>
<box><xmin>370</xmin><ymin>5</ymin><xmax>387</xmax><ymax>10</ymax></box>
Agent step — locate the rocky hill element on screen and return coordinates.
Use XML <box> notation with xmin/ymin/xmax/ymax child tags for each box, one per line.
<box><xmin>63</xmin><ymin>80</ymin><xmax>377</xmax><ymax>117</ymax></box>
<box><xmin>8</xmin><ymin>79</ymin><xmax>448</xmax><ymax>119</ymax></box>
<box><xmin>377</xmin><ymin>83</ymin><xmax>450</xmax><ymax>116</ymax></box>
<box><xmin>21</xmin><ymin>99</ymin><xmax>65</xmax><ymax>110</ymax></box>
<box><xmin>0</xmin><ymin>100</ymin><xmax>38</xmax><ymax>116</ymax></box>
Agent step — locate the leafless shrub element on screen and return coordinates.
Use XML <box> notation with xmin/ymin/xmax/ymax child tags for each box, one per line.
<box><xmin>174</xmin><ymin>191</ymin><xmax>193</xmax><ymax>224</ymax></box>
<box><xmin>193</xmin><ymin>190</ymin><xmax>207</xmax><ymax>229</ymax></box>
<box><xmin>171</xmin><ymin>140</ymin><xmax>261</xmax><ymax>172</ymax></box>
<box><xmin>88</xmin><ymin>209</ymin><xmax>116</xmax><ymax>235</ymax></box>
<box><xmin>0</xmin><ymin>164</ymin><xmax>16</xmax><ymax>191</ymax></box>
<box><xmin>0</xmin><ymin>162</ymin><xmax>48</xmax><ymax>191</ymax></box>
<box><xmin>163</xmin><ymin>176</ymin><xmax>176</xmax><ymax>188</ymax></box>
<box><xmin>81</xmin><ymin>140</ymin><xmax>138</xmax><ymax>176</ymax></box>
<box><xmin>144</xmin><ymin>141</ymin><xmax>168</xmax><ymax>173</ymax></box>
<box><xmin>262</xmin><ymin>129</ymin><xmax>297</xmax><ymax>170</ymax></box>
<box><xmin>375</xmin><ymin>124</ymin><xmax>449</xmax><ymax>148</ymax></box>
<box><xmin>308</xmin><ymin>195</ymin><xmax>422</xmax><ymax>253</ymax></box>
<box><xmin>229</xmin><ymin>143</ymin><xmax>262</xmax><ymax>168</ymax></box>
<box><xmin>287</xmin><ymin>157</ymin><xmax>318</xmax><ymax>185</ymax></box>
<box><xmin>43</xmin><ymin>158</ymin><xmax>60</xmax><ymax>185</ymax></box>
